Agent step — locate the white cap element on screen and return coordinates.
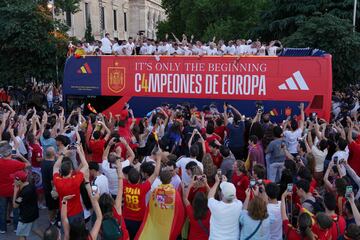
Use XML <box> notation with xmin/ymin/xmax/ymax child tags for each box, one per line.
<box><xmin>220</xmin><ymin>182</ymin><xmax>236</xmax><ymax>201</ymax></box>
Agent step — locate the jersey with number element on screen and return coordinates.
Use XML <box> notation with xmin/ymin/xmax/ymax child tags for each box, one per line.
<box><xmin>123</xmin><ymin>180</ymin><xmax>151</xmax><ymax>221</ymax></box>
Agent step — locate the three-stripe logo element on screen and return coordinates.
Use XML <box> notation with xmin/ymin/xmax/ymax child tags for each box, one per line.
<box><xmin>278</xmin><ymin>71</ymin><xmax>309</xmax><ymax>91</ymax></box>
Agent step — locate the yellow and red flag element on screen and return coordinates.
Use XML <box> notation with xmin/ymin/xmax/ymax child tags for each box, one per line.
<box><xmin>135</xmin><ymin>184</ymin><xmax>185</xmax><ymax>240</ymax></box>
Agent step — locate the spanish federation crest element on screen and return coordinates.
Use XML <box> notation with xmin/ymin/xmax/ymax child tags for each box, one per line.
<box><xmin>108</xmin><ymin>63</ymin><xmax>125</xmax><ymax>93</ymax></box>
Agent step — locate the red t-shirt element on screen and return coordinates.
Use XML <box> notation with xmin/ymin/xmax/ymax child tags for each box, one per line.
<box><xmin>188</xmin><ymin>186</ymin><xmax>207</xmax><ymax>203</ymax></box>
<box><xmin>214</xmin><ymin>126</ymin><xmax>226</xmax><ymax>141</ymax></box>
<box><xmin>329</xmin><ymin>214</ymin><xmax>346</xmax><ymax>239</ymax></box>
<box><xmin>112</xmin><ymin>207</ymin><xmax>130</xmax><ymax>240</ymax></box>
<box><xmin>311</xmin><ymin>222</ymin><xmax>332</xmax><ymax>240</ymax></box>
<box><xmin>123</xmin><ymin>180</ymin><xmax>151</xmax><ymax>221</ymax></box>
<box><xmin>89</xmin><ymin>139</ymin><xmax>106</xmax><ymax>163</ymax></box>
<box><xmin>186</xmin><ymin>205</ymin><xmax>210</xmax><ymax>240</ymax></box>
<box><xmin>232</xmin><ymin>173</ymin><xmax>249</xmax><ymax>202</ymax></box>
<box><xmin>0</xmin><ymin>159</ymin><xmax>26</xmax><ymax>197</ymax></box>
<box><xmin>29</xmin><ymin>143</ymin><xmax>43</xmax><ymax>168</ymax></box>
<box><xmin>348</xmin><ymin>141</ymin><xmax>360</xmax><ymax>174</ymax></box>
<box><xmin>282</xmin><ymin>219</ymin><xmax>306</xmax><ymax>240</ymax></box>
<box><xmin>53</xmin><ymin>172</ymin><xmax>84</xmax><ymax>217</ymax></box>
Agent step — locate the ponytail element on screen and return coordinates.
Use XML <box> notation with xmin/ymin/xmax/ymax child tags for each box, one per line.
<box><xmin>299</xmin><ymin>226</ymin><xmax>314</xmax><ymax>240</ymax></box>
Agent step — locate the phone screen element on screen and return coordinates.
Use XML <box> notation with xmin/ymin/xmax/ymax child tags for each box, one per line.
<box><xmin>287</xmin><ymin>183</ymin><xmax>293</xmax><ymax>192</ymax></box>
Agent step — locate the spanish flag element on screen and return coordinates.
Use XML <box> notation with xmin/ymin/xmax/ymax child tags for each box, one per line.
<box><xmin>269</xmin><ymin>108</ymin><xmax>278</xmax><ymax>116</ymax></box>
<box><xmin>135</xmin><ymin>184</ymin><xmax>185</xmax><ymax>240</ymax></box>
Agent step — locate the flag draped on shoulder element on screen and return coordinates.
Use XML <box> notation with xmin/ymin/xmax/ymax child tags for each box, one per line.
<box><xmin>135</xmin><ymin>184</ymin><xmax>185</xmax><ymax>240</ymax></box>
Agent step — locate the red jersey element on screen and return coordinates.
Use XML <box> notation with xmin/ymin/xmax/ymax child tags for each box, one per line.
<box><xmin>311</xmin><ymin>222</ymin><xmax>332</xmax><ymax>240</ymax></box>
<box><xmin>232</xmin><ymin>173</ymin><xmax>249</xmax><ymax>202</ymax></box>
<box><xmin>0</xmin><ymin>159</ymin><xmax>26</xmax><ymax>197</ymax></box>
<box><xmin>214</xmin><ymin>126</ymin><xmax>226</xmax><ymax>141</ymax></box>
<box><xmin>29</xmin><ymin>143</ymin><xmax>43</xmax><ymax>168</ymax></box>
<box><xmin>283</xmin><ymin>219</ymin><xmax>309</xmax><ymax>240</ymax></box>
<box><xmin>88</xmin><ymin>139</ymin><xmax>106</xmax><ymax>163</ymax></box>
<box><xmin>188</xmin><ymin>186</ymin><xmax>207</xmax><ymax>203</ymax></box>
<box><xmin>123</xmin><ymin>180</ymin><xmax>151</xmax><ymax>221</ymax></box>
<box><xmin>329</xmin><ymin>214</ymin><xmax>346</xmax><ymax>239</ymax></box>
<box><xmin>112</xmin><ymin>207</ymin><xmax>130</xmax><ymax>240</ymax></box>
<box><xmin>53</xmin><ymin>172</ymin><xmax>84</xmax><ymax>217</ymax></box>
<box><xmin>186</xmin><ymin>205</ymin><xmax>210</xmax><ymax>240</ymax></box>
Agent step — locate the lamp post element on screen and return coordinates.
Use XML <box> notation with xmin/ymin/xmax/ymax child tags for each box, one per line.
<box><xmin>354</xmin><ymin>0</ymin><xmax>358</xmax><ymax>33</ymax></box>
<box><xmin>47</xmin><ymin>0</ymin><xmax>59</xmax><ymax>85</ymax></box>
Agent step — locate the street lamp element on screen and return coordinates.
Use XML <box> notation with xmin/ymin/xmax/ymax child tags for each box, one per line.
<box><xmin>354</xmin><ymin>0</ymin><xmax>358</xmax><ymax>33</ymax></box>
<box><xmin>47</xmin><ymin>0</ymin><xmax>59</xmax><ymax>85</ymax></box>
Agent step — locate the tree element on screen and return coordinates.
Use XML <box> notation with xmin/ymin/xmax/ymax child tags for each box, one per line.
<box><xmin>283</xmin><ymin>14</ymin><xmax>360</xmax><ymax>88</ymax></box>
<box><xmin>84</xmin><ymin>18</ymin><xmax>95</xmax><ymax>42</ymax></box>
<box><xmin>253</xmin><ymin>0</ymin><xmax>360</xmax><ymax>41</ymax></box>
<box><xmin>157</xmin><ymin>0</ymin><xmax>268</xmax><ymax>42</ymax></box>
<box><xmin>0</xmin><ymin>0</ymin><xmax>77</xmax><ymax>85</ymax></box>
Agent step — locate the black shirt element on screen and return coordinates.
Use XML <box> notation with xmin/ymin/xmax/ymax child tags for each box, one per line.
<box><xmin>41</xmin><ymin>160</ymin><xmax>55</xmax><ymax>192</ymax></box>
<box><xmin>15</xmin><ymin>184</ymin><xmax>39</xmax><ymax>223</ymax></box>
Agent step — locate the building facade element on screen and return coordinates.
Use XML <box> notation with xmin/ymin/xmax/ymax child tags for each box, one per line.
<box><xmin>59</xmin><ymin>0</ymin><xmax>165</xmax><ymax>40</ymax></box>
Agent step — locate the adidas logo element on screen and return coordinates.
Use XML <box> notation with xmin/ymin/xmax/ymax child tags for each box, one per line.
<box><xmin>77</xmin><ymin>63</ymin><xmax>92</xmax><ymax>74</ymax></box>
<box><xmin>278</xmin><ymin>71</ymin><xmax>309</xmax><ymax>91</ymax></box>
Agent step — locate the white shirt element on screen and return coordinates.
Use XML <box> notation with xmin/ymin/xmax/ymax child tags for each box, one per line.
<box><xmin>267</xmin><ymin>202</ymin><xmax>282</xmax><ymax>240</ymax></box>
<box><xmin>102</xmin><ymin>159</ymin><xmax>130</xmax><ymax>195</ymax></box>
<box><xmin>312</xmin><ymin>145</ymin><xmax>328</xmax><ymax>172</ymax></box>
<box><xmin>208</xmin><ymin>198</ymin><xmax>243</xmax><ymax>240</ymax></box>
<box><xmin>268</xmin><ymin>46</ymin><xmax>278</xmax><ymax>56</ymax></box>
<box><xmin>226</xmin><ymin>45</ymin><xmax>236</xmax><ymax>55</ymax></box>
<box><xmin>332</xmin><ymin>150</ymin><xmax>349</xmax><ymax>176</ymax></box>
<box><xmin>283</xmin><ymin>128</ymin><xmax>302</xmax><ymax>154</ymax></box>
<box><xmin>100</xmin><ymin>37</ymin><xmax>112</xmax><ymax>54</ymax></box>
<box><xmin>124</xmin><ymin>43</ymin><xmax>134</xmax><ymax>56</ymax></box>
<box><xmin>206</xmin><ymin>48</ymin><xmax>217</xmax><ymax>56</ymax></box>
<box><xmin>93</xmin><ymin>174</ymin><xmax>109</xmax><ymax>195</ymax></box>
<box><xmin>176</xmin><ymin>157</ymin><xmax>203</xmax><ymax>186</ymax></box>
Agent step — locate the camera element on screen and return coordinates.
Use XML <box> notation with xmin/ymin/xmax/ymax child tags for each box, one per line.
<box><xmin>69</xmin><ymin>143</ymin><xmax>78</xmax><ymax>150</ymax></box>
<box><xmin>250</xmin><ymin>179</ymin><xmax>256</xmax><ymax>189</ymax></box>
<box><xmin>334</xmin><ymin>156</ymin><xmax>338</xmax><ymax>164</ymax></box>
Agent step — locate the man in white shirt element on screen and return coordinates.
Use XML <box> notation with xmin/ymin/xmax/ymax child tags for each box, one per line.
<box><xmin>265</xmin><ymin>183</ymin><xmax>282</xmax><ymax>240</ymax></box>
<box><xmin>283</xmin><ymin>103</ymin><xmax>304</xmax><ymax>155</ymax></box>
<box><xmin>175</xmin><ymin>145</ymin><xmax>203</xmax><ymax>186</ymax></box>
<box><xmin>101</xmin><ymin>139</ymin><xmax>132</xmax><ymax>197</ymax></box>
<box><xmin>124</xmin><ymin>37</ymin><xmax>135</xmax><ymax>56</ymax></box>
<box><xmin>89</xmin><ymin>161</ymin><xmax>109</xmax><ymax>195</ymax></box>
<box><xmin>100</xmin><ymin>33</ymin><xmax>113</xmax><ymax>54</ymax></box>
<box><xmin>208</xmin><ymin>174</ymin><xmax>242</xmax><ymax>240</ymax></box>
<box><xmin>206</xmin><ymin>43</ymin><xmax>217</xmax><ymax>55</ymax></box>
<box><xmin>226</xmin><ymin>41</ymin><xmax>236</xmax><ymax>55</ymax></box>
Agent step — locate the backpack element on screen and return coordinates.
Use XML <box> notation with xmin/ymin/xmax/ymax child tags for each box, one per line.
<box><xmin>304</xmin><ymin>197</ymin><xmax>325</xmax><ymax>214</ymax></box>
<box><xmin>101</xmin><ymin>216</ymin><xmax>123</xmax><ymax>240</ymax></box>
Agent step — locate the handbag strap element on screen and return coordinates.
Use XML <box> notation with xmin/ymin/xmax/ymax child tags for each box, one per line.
<box><xmin>197</xmin><ymin>219</ymin><xmax>209</xmax><ymax>236</ymax></box>
<box><xmin>244</xmin><ymin>220</ymin><xmax>263</xmax><ymax>240</ymax></box>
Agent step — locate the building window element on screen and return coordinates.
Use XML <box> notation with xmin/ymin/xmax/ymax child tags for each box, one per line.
<box><xmin>66</xmin><ymin>11</ymin><xmax>72</xmax><ymax>27</ymax></box>
<box><xmin>124</xmin><ymin>12</ymin><xmax>127</xmax><ymax>32</ymax></box>
<box><xmin>85</xmin><ymin>2</ymin><xmax>90</xmax><ymax>25</ymax></box>
<box><xmin>113</xmin><ymin>10</ymin><xmax>117</xmax><ymax>31</ymax></box>
<box><xmin>101</xmin><ymin>7</ymin><xmax>105</xmax><ymax>30</ymax></box>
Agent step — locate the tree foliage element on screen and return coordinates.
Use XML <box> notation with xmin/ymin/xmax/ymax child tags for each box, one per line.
<box><xmin>85</xmin><ymin>18</ymin><xmax>95</xmax><ymax>42</ymax></box>
<box><xmin>0</xmin><ymin>0</ymin><xmax>74</xmax><ymax>86</ymax></box>
<box><xmin>253</xmin><ymin>0</ymin><xmax>360</xmax><ymax>41</ymax></box>
<box><xmin>283</xmin><ymin>14</ymin><xmax>360</xmax><ymax>89</ymax></box>
<box><xmin>157</xmin><ymin>0</ymin><xmax>268</xmax><ymax>42</ymax></box>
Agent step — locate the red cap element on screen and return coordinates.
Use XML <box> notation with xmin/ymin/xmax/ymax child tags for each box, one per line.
<box><xmin>120</xmin><ymin>109</ymin><xmax>128</xmax><ymax>121</ymax></box>
<box><xmin>10</xmin><ymin>170</ymin><xmax>28</xmax><ymax>182</ymax></box>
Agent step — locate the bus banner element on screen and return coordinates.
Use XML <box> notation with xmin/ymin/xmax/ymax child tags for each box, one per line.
<box><xmin>63</xmin><ymin>55</ymin><xmax>332</xmax><ymax>120</ymax></box>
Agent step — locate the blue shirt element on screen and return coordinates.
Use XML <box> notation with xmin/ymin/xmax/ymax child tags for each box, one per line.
<box><xmin>239</xmin><ymin>210</ymin><xmax>270</xmax><ymax>240</ymax></box>
<box><xmin>227</xmin><ymin>121</ymin><xmax>244</xmax><ymax>147</ymax></box>
<box><xmin>40</xmin><ymin>136</ymin><xmax>57</xmax><ymax>155</ymax></box>
<box><xmin>266</xmin><ymin>139</ymin><xmax>286</xmax><ymax>164</ymax></box>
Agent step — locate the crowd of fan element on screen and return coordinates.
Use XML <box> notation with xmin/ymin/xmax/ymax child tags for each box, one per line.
<box><xmin>69</xmin><ymin>33</ymin><xmax>283</xmax><ymax>57</ymax></box>
<box><xmin>0</xmin><ymin>82</ymin><xmax>359</xmax><ymax>240</ymax></box>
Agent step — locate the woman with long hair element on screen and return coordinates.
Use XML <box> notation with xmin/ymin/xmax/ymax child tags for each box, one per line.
<box><xmin>231</xmin><ymin>160</ymin><xmax>249</xmax><ymax>202</ymax></box>
<box><xmin>239</xmin><ymin>189</ymin><xmax>270</xmax><ymax>240</ymax></box>
<box><xmin>182</xmin><ymin>178</ymin><xmax>211</xmax><ymax>240</ymax></box>
<box><xmin>281</xmin><ymin>190</ymin><xmax>315</xmax><ymax>240</ymax></box>
<box><xmin>99</xmin><ymin>160</ymin><xmax>130</xmax><ymax>240</ymax></box>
